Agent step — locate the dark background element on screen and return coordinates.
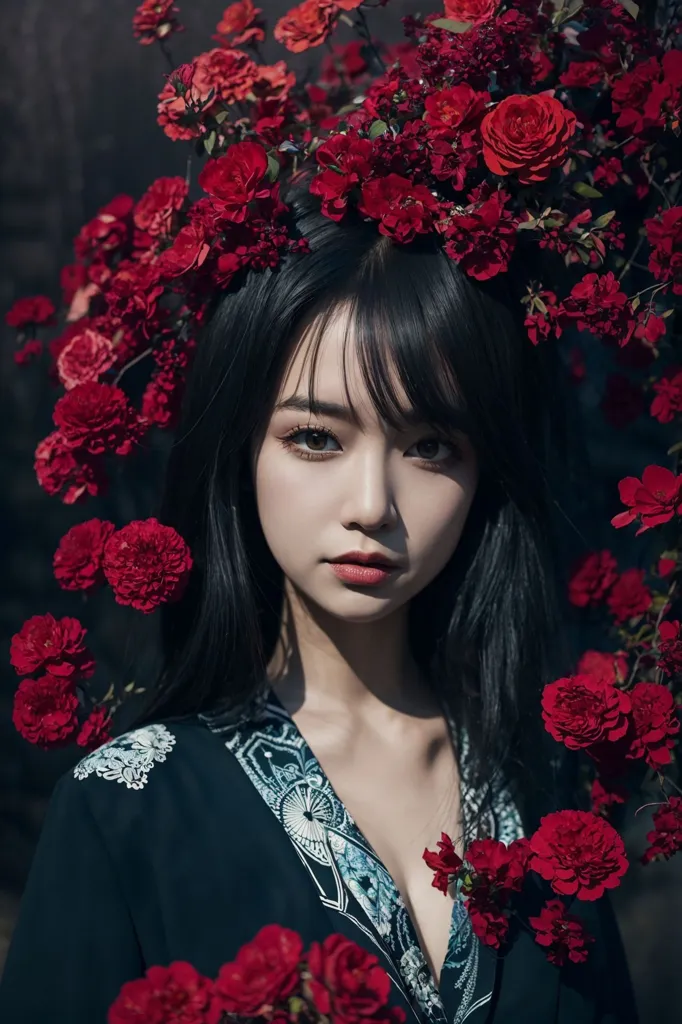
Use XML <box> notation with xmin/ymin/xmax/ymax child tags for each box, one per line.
<box><xmin>1</xmin><ymin>2</ymin><xmax>681</xmax><ymax>1021</ymax></box>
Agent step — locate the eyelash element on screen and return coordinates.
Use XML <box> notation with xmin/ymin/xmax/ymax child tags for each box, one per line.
<box><xmin>278</xmin><ymin>423</ymin><xmax>463</xmax><ymax>472</ymax></box>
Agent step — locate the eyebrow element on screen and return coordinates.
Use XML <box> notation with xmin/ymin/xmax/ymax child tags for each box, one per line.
<box><xmin>274</xmin><ymin>394</ymin><xmax>471</xmax><ymax>432</ymax></box>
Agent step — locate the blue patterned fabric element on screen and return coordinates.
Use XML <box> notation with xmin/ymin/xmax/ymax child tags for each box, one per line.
<box><xmin>200</xmin><ymin>692</ymin><xmax>525</xmax><ymax>1024</ymax></box>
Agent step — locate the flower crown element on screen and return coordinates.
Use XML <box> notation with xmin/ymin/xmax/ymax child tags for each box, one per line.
<box><xmin>5</xmin><ymin>0</ymin><xmax>682</xmax><ymax>959</ymax></box>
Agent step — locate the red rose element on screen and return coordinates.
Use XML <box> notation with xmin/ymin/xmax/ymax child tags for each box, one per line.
<box><xmin>611</xmin><ymin>465</ymin><xmax>682</xmax><ymax>535</ymax></box>
<box><xmin>541</xmin><ymin>673</ymin><xmax>631</xmax><ymax>751</ymax></box>
<box><xmin>626</xmin><ymin>681</ymin><xmax>680</xmax><ymax>769</ymax></box>
<box><xmin>529</xmin><ymin>899</ymin><xmax>595</xmax><ymax>966</ymax></box>
<box><xmin>157</xmin><ymin>223</ymin><xmax>212</xmax><ymax>278</ymax></box>
<box><xmin>481</xmin><ymin>94</ymin><xmax>577</xmax><ymax>185</ymax></box>
<box><xmin>134</xmin><ymin>176</ymin><xmax>188</xmax><ymax>237</ymax></box>
<box><xmin>109</xmin><ymin>961</ymin><xmax>213</xmax><ymax>1024</ymax></box>
<box><xmin>76</xmin><ymin>706</ymin><xmax>113</xmax><ymax>752</ymax></box>
<box><xmin>358</xmin><ymin>174</ymin><xmax>441</xmax><ymax>243</ymax></box>
<box><xmin>577</xmin><ymin>650</ymin><xmax>628</xmax><ymax>686</ymax></box>
<box><xmin>423</xmin><ymin>831</ymin><xmax>463</xmax><ymax>893</ymax></box>
<box><xmin>529</xmin><ymin>810</ymin><xmax>629</xmax><ymax>900</ymax></box>
<box><xmin>102</xmin><ymin>517</ymin><xmax>193</xmax><ymax>613</ymax></box>
<box><xmin>214</xmin><ymin>0</ymin><xmax>265</xmax><ymax>46</ymax></box>
<box><xmin>568</xmin><ymin>550</ymin><xmax>619</xmax><ymax>608</ymax></box>
<box><xmin>640</xmin><ymin>796</ymin><xmax>682</xmax><ymax>865</ymax></box>
<box><xmin>211</xmin><ymin>925</ymin><xmax>303</xmax><ymax>1017</ymax></box>
<box><xmin>5</xmin><ymin>295</ymin><xmax>56</xmax><ymax>329</ymax></box>
<box><xmin>10</xmin><ymin>613</ymin><xmax>95</xmax><ymax>681</ymax></box>
<box><xmin>443</xmin><ymin>0</ymin><xmax>498</xmax><ymax>25</ymax></box>
<box><xmin>56</xmin><ymin>327</ymin><xmax>116</xmax><ymax>391</ymax></box>
<box><xmin>34</xmin><ymin>430</ymin><xmax>106</xmax><ymax>504</ymax></box>
<box><xmin>53</xmin><ymin>518</ymin><xmax>116</xmax><ymax>593</ymax></box>
<box><xmin>307</xmin><ymin>934</ymin><xmax>397</xmax><ymax>1023</ymax></box>
<box><xmin>273</xmin><ymin>0</ymin><xmax>337</xmax><ymax>54</ymax></box>
<box><xmin>605</xmin><ymin>568</ymin><xmax>653</xmax><ymax>624</ymax></box>
<box><xmin>198</xmin><ymin>142</ymin><xmax>270</xmax><ymax>223</ymax></box>
<box><xmin>53</xmin><ymin>381</ymin><xmax>142</xmax><ymax>457</ymax></box>
<box><xmin>12</xmin><ymin>676</ymin><xmax>80</xmax><ymax>748</ymax></box>
<box><xmin>132</xmin><ymin>0</ymin><xmax>184</xmax><ymax>46</ymax></box>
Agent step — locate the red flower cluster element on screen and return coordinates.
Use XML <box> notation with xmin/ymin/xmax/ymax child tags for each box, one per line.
<box><xmin>611</xmin><ymin>464</ymin><xmax>682</xmax><ymax>536</ymax></box>
<box><xmin>640</xmin><ymin>796</ymin><xmax>682</xmax><ymax>865</ymax></box>
<box><xmin>528</xmin><ymin>899</ymin><xmax>595</xmax><ymax>967</ymax></box>
<box><xmin>108</xmin><ymin>925</ymin><xmax>406</xmax><ymax>1024</ymax></box>
<box><xmin>132</xmin><ymin>0</ymin><xmax>184</xmax><ymax>46</ymax></box>
<box><xmin>5</xmin><ymin>295</ymin><xmax>55</xmax><ymax>329</ymax></box>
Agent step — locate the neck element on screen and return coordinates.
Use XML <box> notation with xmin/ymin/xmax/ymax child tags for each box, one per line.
<box><xmin>267</xmin><ymin>578</ymin><xmax>439</xmax><ymax>719</ymax></box>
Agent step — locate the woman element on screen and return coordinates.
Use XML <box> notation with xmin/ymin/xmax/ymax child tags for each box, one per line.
<box><xmin>0</xmin><ymin>186</ymin><xmax>638</xmax><ymax>1023</ymax></box>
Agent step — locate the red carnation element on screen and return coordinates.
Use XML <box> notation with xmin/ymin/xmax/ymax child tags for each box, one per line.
<box><xmin>640</xmin><ymin>796</ymin><xmax>682</xmax><ymax>865</ymax></box>
<box><xmin>423</xmin><ymin>84</ymin><xmax>489</xmax><ymax>134</ymax></box>
<box><xmin>274</xmin><ymin>0</ymin><xmax>337</xmax><ymax>54</ymax></box>
<box><xmin>590</xmin><ymin>775</ymin><xmax>629</xmax><ymax>817</ymax></box>
<box><xmin>481</xmin><ymin>94</ymin><xmax>577</xmax><ymax>185</ymax></box>
<box><xmin>651</xmin><ymin>367</ymin><xmax>682</xmax><ymax>424</ymax></box>
<box><xmin>157</xmin><ymin>223</ymin><xmax>211</xmax><ymax>278</ymax></box>
<box><xmin>133</xmin><ymin>176</ymin><xmax>188</xmax><ymax>237</ymax></box>
<box><xmin>102</xmin><ymin>517</ymin><xmax>193</xmax><ymax>613</ymax></box>
<box><xmin>611</xmin><ymin>464</ymin><xmax>682</xmax><ymax>535</ymax></box>
<box><xmin>577</xmin><ymin>650</ymin><xmax>628</xmax><ymax>686</ymax></box>
<box><xmin>132</xmin><ymin>0</ymin><xmax>183</xmax><ymax>46</ymax></box>
<box><xmin>541</xmin><ymin>673</ymin><xmax>631</xmax><ymax>752</ymax></box>
<box><xmin>626</xmin><ymin>681</ymin><xmax>680</xmax><ymax>770</ymax></box>
<box><xmin>194</xmin><ymin>47</ymin><xmax>259</xmax><ymax>106</ymax></box>
<box><xmin>466</xmin><ymin>892</ymin><xmax>511</xmax><ymax>949</ymax></box>
<box><xmin>53</xmin><ymin>518</ymin><xmax>117</xmax><ymax>593</ymax></box>
<box><xmin>644</xmin><ymin>205</ymin><xmax>682</xmax><ymax>296</ymax></box>
<box><xmin>12</xmin><ymin>676</ymin><xmax>80</xmax><ymax>749</ymax></box>
<box><xmin>198</xmin><ymin>141</ymin><xmax>271</xmax><ymax>223</ymax></box>
<box><xmin>441</xmin><ymin>191</ymin><xmax>517</xmax><ymax>280</ymax></box>
<box><xmin>605</xmin><ymin>568</ymin><xmax>652</xmax><ymax>625</ymax></box>
<box><xmin>529</xmin><ymin>810</ymin><xmax>628</xmax><ymax>901</ymax></box>
<box><xmin>657</xmin><ymin>620</ymin><xmax>682</xmax><ymax>678</ymax></box>
<box><xmin>559</xmin><ymin>271</ymin><xmax>635</xmax><ymax>348</ymax></box>
<box><xmin>214</xmin><ymin>0</ymin><xmax>265</xmax><ymax>46</ymax></box>
<box><xmin>529</xmin><ymin>899</ymin><xmax>595</xmax><ymax>966</ymax></box>
<box><xmin>311</xmin><ymin>134</ymin><xmax>374</xmax><ymax>222</ymax></box>
<box><xmin>76</xmin><ymin>706</ymin><xmax>114</xmax><ymax>752</ymax></box>
<box><xmin>211</xmin><ymin>925</ymin><xmax>303</xmax><ymax>1017</ymax></box>
<box><xmin>307</xmin><ymin>934</ymin><xmax>402</xmax><ymax>1024</ymax></box>
<box><xmin>34</xmin><ymin>430</ymin><xmax>106</xmax><ymax>504</ymax></box>
<box><xmin>56</xmin><ymin>327</ymin><xmax>116</xmax><ymax>391</ymax></box>
<box><xmin>109</xmin><ymin>961</ymin><xmax>214</xmax><ymax>1024</ymax></box>
<box><xmin>560</xmin><ymin>61</ymin><xmax>604</xmax><ymax>89</ymax></box>
<box><xmin>10</xmin><ymin>613</ymin><xmax>95</xmax><ymax>682</ymax></box>
<box><xmin>568</xmin><ymin>550</ymin><xmax>619</xmax><ymax>608</ymax></box>
<box><xmin>358</xmin><ymin>174</ymin><xmax>441</xmax><ymax>244</ymax></box>
<box><xmin>52</xmin><ymin>381</ymin><xmax>141</xmax><ymax>457</ymax></box>
<box><xmin>423</xmin><ymin>831</ymin><xmax>463</xmax><ymax>893</ymax></box>
<box><xmin>443</xmin><ymin>0</ymin><xmax>498</xmax><ymax>25</ymax></box>
<box><xmin>5</xmin><ymin>295</ymin><xmax>56</xmax><ymax>329</ymax></box>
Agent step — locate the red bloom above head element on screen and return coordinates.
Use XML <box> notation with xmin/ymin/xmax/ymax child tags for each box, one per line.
<box><xmin>102</xmin><ymin>517</ymin><xmax>193</xmax><ymax>613</ymax></box>
<box><xmin>423</xmin><ymin>84</ymin><xmax>489</xmax><ymax>133</ymax></box>
<box><xmin>274</xmin><ymin>0</ymin><xmax>337</xmax><ymax>54</ymax></box>
<box><xmin>358</xmin><ymin>174</ymin><xmax>441</xmax><ymax>243</ymax></box>
<box><xmin>12</xmin><ymin>676</ymin><xmax>80</xmax><ymax>749</ymax></box>
<box><xmin>640</xmin><ymin>796</ymin><xmax>682</xmax><ymax>865</ymax></box>
<box><xmin>481</xmin><ymin>94</ymin><xmax>577</xmax><ymax>185</ymax></box>
<box><xmin>132</xmin><ymin>0</ymin><xmax>184</xmax><ymax>46</ymax></box>
<box><xmin>443</xmin><ymin>0</ymin><xmax>498</xmax><ymax>25</ymax></box>
<box><xmin>198</xmin><ymin>141</ymin><xmax>271</xmax><ymax>223</ymax></box>
<box><xmin>559</xmin><ymin>271</ymin><xmax>636</xmax><ymax>348</ymax></box>
<box><xmin>211</xmin><ymin>924</ymin><xmax>303</xmax><ymax>1017</ymax></box>
<box><xmin>52</xmin><ymin>381</ymin><xmax>142</xmax><ymax>457</ymax></box>
<box><xmin>134</xmin><ymin>176</ymin><xmax>188</xmax><ymax>237</ymax></box>
<box><xmin>5</xmin><ymin>295</ymin><xmax>56</xmax><ymax>329</ymax></box>
<box><xmin>307</xmin><ymin>934</ymin><xmax>403</xmax><ymax>1024</ymax></box>
<box><xmin>56</xmin><ymin>327</ymin><xmax>116</xmax><ymax>391</ymax></box>
<box><xmin>626</xmin><ymin>681</ymin><xmax>680</xmax><ymax>770</ymax></box>
<box><xmin>10</xmin><ymin>613</ymin><xmax>95</xmax><ymax>681</ymax></box>
<box><xmin>568</xmin><ymin>550</ymin><xmax>619</xmax><ymax>608</ymax></box>
<box><xmin>34</xmin><ymin>430</ymin><xmax>106</xmax><ymax>505</ymax></box>
<box><xmin>611</xmin><ymin>464</ymin><xmax>682</xmax><ymax>535</ymax></box>
<box><xmin>541</xmin><ymin>673</ymin><xmax>632</xmax><ymax>752</ymax></box>
<box><xmin>214</xmin><ymin>0</ymin><xmax>266</xmax><ymax>47</ymax></box>
<box><xmin>440</xmin><ymin>190</ymin><xmax>517</xmax><ymax>280</ymax></box>
<box><xmin>529</xmin><ymin>899</ymin><xmax>595</xmax><ymax>966</ymax></box>
<box><xmin>529</xmin><ymin>809</ymin><xmax>629</xmax><ymax>901</ymax></box>
<box><xmin>109</xmin><ymin>961</ymin><xmax>214</xmax><ymax>1024</ymax></box>
<box><xmin>53</xmin><ymin>518</ymin><xmax>117</xmax><ymax>593</ymax></box>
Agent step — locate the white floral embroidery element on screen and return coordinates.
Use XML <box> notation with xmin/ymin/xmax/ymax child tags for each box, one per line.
<box><xmin>73</xmin><ymin>724</ymin><xmax>176</xmax><ymax>790</ymax></box>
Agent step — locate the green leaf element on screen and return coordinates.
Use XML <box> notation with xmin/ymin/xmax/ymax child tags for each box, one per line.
<box><xmin>534</xmin><ymin>297</ymin><xmax>548</xmax><ymax>316</ymax></box>
<box><xmin>615</xmin><ymin>0</ymin><xmax>639</xmax><ymax>18</ymax></box>
<box><xmin>214</xmin><ymin>110</ymin><xmax>230</xmax><ymax>125</ymax></box>
<box><xmin>592</xmin><ymin>210</ymin><xmax>616</xmax><ymax>229</ymax></box>
<box><xmin>662</xmin><ymin>308</ymin><xmax>675</xmax><ymax>318</ymax></box>
<box><xmin>668</xmin><ymin>440</ymin><xmax>682</xmax><ymax>455</ymax></box>
<box><xmin>517</xmin><ymin>218</ymin><xmax>538</xmax><ymax>231</ymax></box>
<box><xmin>631</xmin><ymin>295</ymin><xmax>641</xmax><ymax>311</ymax></box>
<box><xmin>430</xmin><ymin>18</ymin><xmax>472</xmax><ymax>33</ymax></box>
<box><xmin>369</xmin><ymin>119</ymin><xmax>388</xmax><ymax>139</ymax></box>
<box><xmin>267</xmin><ymin>153</ymin><xmax>280</xmax><ymax>182</ymax></box>
<box><xmin>203</xmin><ymin>130</ymin><xmax>217</xmax><ymax>156</ymax></box>
<box><xmin>124</xmin><ymin>681</ymin><xmax>136</xmax><ymax>693</ymax></box>
<box><xmin>553</xmin><ymin>0</ymin><xmax>584</xmax><ymax>26</ymax></box>
<box><xmin>573</xmin><ymin>181</ymin><xmax>603</xmax><ymax>199</ymax></box>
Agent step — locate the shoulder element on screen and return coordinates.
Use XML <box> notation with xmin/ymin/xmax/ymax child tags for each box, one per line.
<box><xmin>72</xmin><ymin>721</ymin><xmax>181</xmax><ymax>791</ymax></box>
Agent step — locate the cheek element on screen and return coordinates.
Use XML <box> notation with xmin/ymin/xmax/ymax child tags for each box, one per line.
<box><xmin>406</xmin><ymin>479</ymin><xmax>476</xmax><ymax>566</ymax></box>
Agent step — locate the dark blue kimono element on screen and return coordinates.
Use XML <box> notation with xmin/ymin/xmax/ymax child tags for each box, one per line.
<box><xmin>0</xmin><ymin>691</ymin><xmax>639</xmax><ymax>1024</ymax></box>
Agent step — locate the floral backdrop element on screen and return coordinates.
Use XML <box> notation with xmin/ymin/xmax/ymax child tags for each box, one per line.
<box><xmin>1</xmin><ymin>2</ymin><xmax>681</xmax><ymax>1021</ymax></box>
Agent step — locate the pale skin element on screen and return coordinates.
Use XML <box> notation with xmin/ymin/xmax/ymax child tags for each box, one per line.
<box><xmin>250</xmin><ymin>303</ymin><xmax>480</xmax><ymax>986</ymax></box>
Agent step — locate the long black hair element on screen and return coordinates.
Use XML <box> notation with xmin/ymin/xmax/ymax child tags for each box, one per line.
<box><xmin>129</xmin><ymin>183</ymin><xmax>584</xmax><ymax>831</ymax></box>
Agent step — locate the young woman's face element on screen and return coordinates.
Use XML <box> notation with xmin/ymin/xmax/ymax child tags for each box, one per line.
<box><xmin>251</xmin><ymin>304</ymin><xmax>479</xmax><ymax>624</ymax></box>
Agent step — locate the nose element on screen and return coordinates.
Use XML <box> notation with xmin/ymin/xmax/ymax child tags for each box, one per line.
<box><xmin>340</xmin><ymin>451</ymin><xmax>399</xmax><ymax>533</ymax></box>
